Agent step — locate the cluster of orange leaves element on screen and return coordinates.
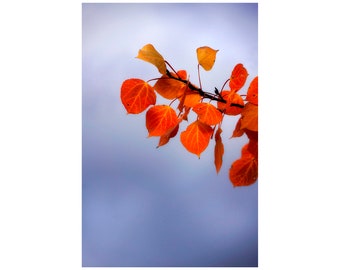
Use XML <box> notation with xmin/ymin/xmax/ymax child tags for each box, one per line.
<box><xmin>120</xmin><ymin>44</ymin><xmax>258</xmax><ymax>187</ymax></box>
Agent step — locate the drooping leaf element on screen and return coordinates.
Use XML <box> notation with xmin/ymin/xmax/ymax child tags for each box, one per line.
<box><xmin>229</xmin><ymin>155</ymin><xmax>258</xmax><ymax>187</ymax></box>
<box><xmin>240</xmin><ymin>102</ymin><xmax>258</xmax><ymax>131</ymax></box>
<box><xmin>217</xmin><ymin>90</ymin><xmax>244</xmax><ymax>115</ymax></box>
<box><xmin>214</xmin><ymin>127</ymin><xmax>224</xmax><ymax>173</ymax></box>
<box><xmin>229</xmin><ymin>63</ymin><xmax>248</xmax><ymax>91</ymax></box>
<box><xmin>154</xmin><ymin>71</ymin><xmax>186</xmax><ymax>100</ymax></box>
<box><xmin>180</xmin><ymin>120</ymin><xmax>213</xmax><ymax>158</ymax></box>
<box><xmin>146</xmin><ymin>105</ymin><xmax>178</xmax><ymax>137</ymax></box>
<box><xmin>136</xmin><ymin>44</ymin><xmax>167</xmax><ymax>75</ymax></box>
<box><xmin>120</xmin><ymin>78</ymin><xmax>156</xmax><ymax>114</ymax></box>
<box><xmin>157</xmin><ymin>123</ymin><xmax>180</xmax><ymax>148</ymax></box>
<box><xmin>246</xmin><ymin>76</ymin><xmax>258</xmax><ymax>105</ymax></box>
<box><xmin>193</xmin><ymin>102</ymin><xmax>223</xmax><ymax>126</ymax></box>
<box><xmin>196</xmin><ymin>46</ymin><xmax>219</xmax><ymax>71</ymax></box>
<box><xmin>230</xmin><ymin>118</ymin><xmax>245</xmax><ymax>138</ymax></box>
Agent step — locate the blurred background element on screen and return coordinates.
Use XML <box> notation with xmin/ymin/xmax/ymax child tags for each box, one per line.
<box><xmin>82</xmin><ymin>3</ymin><xmax>258</xmax><ymax>267</ymax></box>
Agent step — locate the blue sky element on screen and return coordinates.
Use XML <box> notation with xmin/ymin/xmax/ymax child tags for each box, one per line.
<box><xmin>83</xmin><ymin>3</ymin><xmax>258</xmax><ymax>267</ymax></box>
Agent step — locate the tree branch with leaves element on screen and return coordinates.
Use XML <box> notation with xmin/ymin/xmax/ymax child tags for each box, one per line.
<box><xmin>120</xmin><ymin>44</ymin><xmax>258</xmax><ymax>187</ymax></box>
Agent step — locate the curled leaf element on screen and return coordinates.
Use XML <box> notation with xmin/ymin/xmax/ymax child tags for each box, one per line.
<box><xmin>180</xmin><ymin>120</ymin><xmax>213</xmax><ymax>158</ymax></box>
<box><xmin>136</xmin><ymin>44</ymin><xmax>167</xmax><ymax>75</ymax></box>
<box><xmin>120</xmin><ymin>78</ymin><xmax>156</xmax><ymax>114</ymax></box>
<box><xmin>146</xmin><ymin>105</ymin><xmax>178</xmax><ymax>137</ymax></box>
<box><xmin>214</xmin><ymin>127</ymin><xmax>224</xmax><ymax>173</ymax></box>
<box><xmin>196</xmin><ymin>46</ymin><xmax>219</xmax><ymax>71</ymax></box>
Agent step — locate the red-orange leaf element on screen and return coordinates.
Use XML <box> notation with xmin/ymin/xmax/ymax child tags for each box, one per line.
<box><xmin>229</xmin><ymin>63</ymin><xmax>248</xmax><ymax>91</ymax></box>
<box><xmin>136</xmin><ymin>44</ymin><xmax>167</xmax><ymax>75</ymax></box>
<box><xmin>180</xmin><ymin>120</ymin><xmax>213</xmax><ymax>158</ymax></box>
<box><xmin>193</xmin><ymin>102</ymin><xmax>223</xmax><ymax>126</ymax></box>
<box><xmin>240</xmin><ymin>102</ymin><xmax>258</xmax><ymax>131</ymax></box>
<box><xmin>229</xmin><ymin>155</ymin><xmax>258</xmax><ymax>187</ymax></box>
<box><xmin>246</xmin><ymin>76</ymin><xmax>258</xmax><ymax>105</ymax></box>
<box><xmin>121</xmin><ymin>78</ymin><xmax>156</xmax><ymax>114</ymax></box>
<box><xmin>157</xmin><ymin>123</ymin><xmax>180</xmax><ymax>148</ymax></box>
<box><xmin>196</xmin><ymin>46</ymin><xmax>219</xmax><ymax>71</ymax></box>
<box><xmin>214</xmin><ymin>127</ymin><xmax>224</xmax><ymax>173</ymax></box>
<box><xmin>146</xmin><ymin>105</ymin><xmax>178</xmax><ymax>137</ymax></box>
<box><xmin>217</xmin><ymin>90</ymin><xmax>244</xmax><ymax>115</ymax></box>
<box><xmin>230</xmin><ymin>118</ymin><xmax>245</xmax><ymax>138</ymax></box>
<box><xmin>154</xmin><ymin>72</ymin><xmax>186</xmax><ymax>100</ymax></box>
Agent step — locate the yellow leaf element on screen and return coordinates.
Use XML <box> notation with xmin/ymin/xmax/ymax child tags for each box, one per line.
<box><xmin>136</xmin><ymin>44</ymin><xmax>167</xmax><ymax>75</ymax></box>
<box><xmin>196</xmin><ymin>46</ymin><xmax>219</xmax><ymax>71</ymax></box>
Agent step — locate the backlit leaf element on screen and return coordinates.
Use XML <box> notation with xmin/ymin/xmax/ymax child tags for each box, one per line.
<box><xmin>146</xmin><ymin>105</ymin><xmax>178</xmax><ymax>137</ymax></box>
<box><xmin>214</xmin><ymin>127</ymin><xmax>224</xmax><ymax>173</ymax></box>
<box><xmin>180</xmin><ymin>120</ymin><xmax>213</xmax><ymax>158</ymax></box>
<box><xmin>121</xmin><ymin>78</ymin><xmax>156</xmax><ymax>114</ymax></box>
<box><xmin>217</xmin><ymin>90</ymin><xmax>244</xmax><ymax>115</ymax></box>
<box><xmin>193</xmin><ymin>102</ymin><xmax>223</xmax><ymax>126</ymax></box>
<box><xmin>240</xmin><ymin>102</ymin><xmax>258</xmax><ymax>131</ymax></box>
<box><xmin>229</xmin><ymin>155</ymin><xmax>258</xmax><ymax>187</ymax></box>
<box><xmin>157</xmin><ymin>123</ymin><xmax>180</xmax><ymax>148</ymax></box>
<box><xmin>246</xmin><ymin>76</ymin><xmax>258</xmax><ymax>105</ymax></box>
<box><xmin>230</xmin><ymin>118</ymin><xmax>245</xmax><ymax>138</ymax></box>
<box><xmin>136</xmin><ymin>44</ymin><xmax>167</xmax><ymax>75</ymax></box>
<box><xmin>196</xmin><ymin>46</ymin><xmax>219</xmax><ymax>71</ymax></box>
<box><xmin>229</xmin><ymin>63</ymin><xmax>248</xmax><ymax>91</ymax></box>
<box><xmin>154</xmin><ymin>71</ymin><xmax>186</xmax><ymax>100</ymax></box>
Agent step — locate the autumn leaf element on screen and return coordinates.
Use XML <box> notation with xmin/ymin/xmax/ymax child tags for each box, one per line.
<box><xmin>214</xmin><ymin>127</ymin><xmax>224</xmax><ymax>173</ymax></box>
<box><xmin>136</xmin><ymin>44</ymin><xmax>167</xmax><ymax>75</ymax></box>
<box><xmin>229</xmin><ymin>63</ymin><xmax>248</xmax><ymax>91</ymax></box>
<box><xmin>229</xmin><ymin>155</ymin><xmax>258</xmax><ymax>187</ymax></box>
<box><xmin>246</xmin><ymin>76</ymin><xmax>258</xmax><ymax>105</ymax></box>
<box><xmin>157</xmin><ymin>123</ymin><xmax>180</xmax><ymax>148</ymax></box>
<box><xmin>193</xmin><ymin>102</ymin><xmax>223</xmax><ymax>126</ymax></box>
<box><xmin>121</xmin><ymin>78</ymin><xmax>156</xmax><ymax>114</ymax></box>
<box><xmin>196</xmin><ymin>46</ymin><xmax>219</xmax><ymax>71</ymax></box>
<box><xmin>217</xmin><ymin>90</ymin><xmax>244</xmax><ymax>115</ymax></box>
<box><xmin>154</xmin><ymin>71</ymin><xmax>186</xmax><ymax>100</ymax></box>
<box><xmin>240</xmin><ymin>102</ymin><xmax>258</xmax><ymax>131</ymax></box>
<box><xmin>180</xmin><ymin>120</ymin><xmax>213</xmax><ymax>158</ymax></box>
<box><xmin>146</xmin><ymin>105</ymin><xmax>178</xmax><ymax>137</ymax></box>
<box><xmin>230</xmin><ymin>118</ymin><xmax>245</xmax><ymax>138</ymax></box>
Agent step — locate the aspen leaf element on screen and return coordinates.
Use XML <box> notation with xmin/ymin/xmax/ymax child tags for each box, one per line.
<box><xmin>246</xmin><ymin>76</ymin><xmax>258</xmax><ymax>105</ymax></box>
<box><xmin>193</xmin><ymin>102</ymin><xmax>223</xmax><ymax>126</ymax></box>
<box><xmin>229</xmin><ymin>155</ymin><xmax>258</xmax><ymax>187</ymax></box>
<box><xmin>240</xmin><ymin>102</ymin><xmax>258</xmax><ymax>131</ymax></box>
<box><xmin>214</xmin><ymin>127</ymin><xmax>224</xmax><ymax>173</ymax></box>
<box><xmin>154</xmin><ymin>71</ymin><xmax>186</xmax><ymax>100</ymax></box>
<box><xmin>136</xmin><ymin>44</ymin><xmax>167</xmax><ymax>75</ymax></box>
<box><xmin>146</xmin><ymin>105</ymin><xmax>178</xmax><ymax>137</ymax></box>
<box><xmin>229</xmin><ymin>63</ymin><xmax>248</xmax><ymax>91</ymax></box>
<box><xmin>180</xmin><ymin>120</ymin><xmax>213</xmax><ymax>158</ymax></box>
<box><xmin>231</xmin><ymin>118</ymin><xmax>245</xmax><ymax>138</ymax></box>
<box><xmin>157</xmin><ymin>123</ymin><xmax>179</xmax><ymax>148</ymax></box>
<box><xmin>217</xmin><ymin>90</ymin><xmax>244</xmax><ymax>115</ymax></box>
<box><xmin>120</xmin><ymin>78</ymin><xmax>156</xmax><ymax>114</ymax></box>
<box><xmin>182</xmin><ymin>93</ymin><xmax>201</xmax><ymax>108</ymax></box>
<box><xmin>196</xmin><ymin>46</ymin><xmax>219</xmax><ymax>71</ymax></box>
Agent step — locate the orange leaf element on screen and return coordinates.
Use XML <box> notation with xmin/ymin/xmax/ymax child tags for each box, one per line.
<box><xmin>154</xmin><ymin>72</ymin><xmax>186</xmax><ymax>100</ymax></box>
<box><xmin>246</xmin><ymin>76</ymin><xmax>258</xmax><ymax>105</ymax></box>
<box><xmin>193</xmin><ymin>102</ymin><xmax>223</xmax><ymax>126</ymax></box>
<box><xmin>240</xmin><ymin>102</ymin><xmax>258</xmax><ymax>131</ymax></box>
<box><xmin>230</xmin><ymin>118</ymin><xmax>245</xmax><ymax>138</ymax></box>
<box><xmin>146</xmin><ymin>105</ymin><xmax>178</xmax><ymax>137</ymax></box>
<box><xmin>196</xmin><ymin>46</ymin><xmax>219</xmax><ymax>71</ymax></box>
<box><xmin>214</xmin><ymin>127</ymin><xmax>224</xmax><ymax>173</ymax></box>
<box><xmin>229</xmin><ymin>155</ymin><xmax>258</xmax><ymax>187</ymax></box>
<box><xmin>136</xmin><ymin>44</ymin><xmax>167</xmax><ymax>75</ymax></box>
<box><xmin>229</xmin><ymin>63</ymin><xmax>248</xmax><ymax>91</ymax></box>
<box><xmin>217</xmin><ymin>90</ymin><xmax>244</xmax><ymax>115</ymax></box>
<box><xmin>120</xmin><ymin>78</ymin><xmax>156</xmax><ymax>114</ymax></box>
<box><xmin>180</xmin><ymin>120</ymin><xmax>213</xmax><ymax>158</ymax></box>
<box><xmin>157</xmin><ymin>123</ymin><xmax>179</xmax><ymax>148</ymax></box>
<box><xmin>182</xmin><ymin>93</ymin><xmax>201</xmax><ymax>108</ymax></box>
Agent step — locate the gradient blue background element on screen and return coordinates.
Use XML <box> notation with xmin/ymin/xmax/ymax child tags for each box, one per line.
<box><xmin>82</xmin><ymin>3</ymin><xmax>258</xmax><ymax>267</ymax></box>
